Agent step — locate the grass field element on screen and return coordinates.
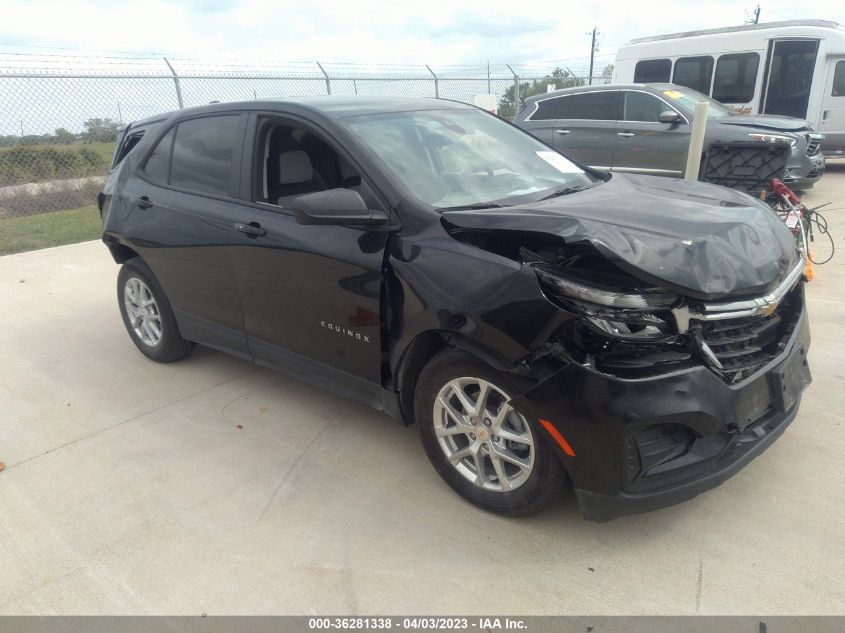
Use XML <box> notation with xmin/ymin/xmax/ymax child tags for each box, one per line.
<box><xmin>0</xmin><ymin>205</ymin><xmax>101</xmax><ymax>256</ymax></box>
<box><xmin>0</xmin><ymin>142</ymin><xmax>114</xmax><ymax>186</ymax></box>
<box><xmin>0</xmin><ymin>141</ymin><xmax>114</xmax><ymax>164</ymax></box>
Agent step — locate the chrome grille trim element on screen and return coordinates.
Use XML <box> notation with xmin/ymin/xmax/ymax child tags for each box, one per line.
<box><xmin>806</xmin><ymin>133</ymin><xmax>823</xmax><ymax>156</ymax></box>
<box><xmin>672</xmin><ymin>257</ymin><xmax>804</xmax><ymax>333</ymax></box>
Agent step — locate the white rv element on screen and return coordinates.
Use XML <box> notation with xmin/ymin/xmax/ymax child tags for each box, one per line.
<box><xmin>613</xmin><ymin>20</ymin><xmax>845</xmax><ymax>156</ymax></box>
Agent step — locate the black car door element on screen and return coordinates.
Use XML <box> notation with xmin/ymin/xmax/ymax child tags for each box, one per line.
<box><xmin>122</xmin><ymin>113</ymin><xmax>252</xmax><ymax>356</ymax></box>
<box><xmin>228</xmin><ymin>114</ymin><xmax>391</xmax><ymax>406</ymax></box>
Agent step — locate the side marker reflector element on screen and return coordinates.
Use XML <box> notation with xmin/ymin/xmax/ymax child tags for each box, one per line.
<box><xmin>538</xmin><ymin>418</ymin><xmax>576</xmax><ymax>457</ymax></box>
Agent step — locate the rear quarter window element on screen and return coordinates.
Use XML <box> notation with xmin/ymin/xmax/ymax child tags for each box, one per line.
<box><xmin>112</xmin><ymin>130</ymin><xmax>145</xmax><ymax>168</ymax></box>
<box><xmin>530</xmin><ymin>95</ymin><xmax>570</xmax><ymax>121</ymax></box>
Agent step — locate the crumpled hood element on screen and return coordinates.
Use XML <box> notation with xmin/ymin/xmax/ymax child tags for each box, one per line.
<box><xmin>441</xmin><ymin>173</ymin><xmax>798</xmax><ymax>301</ymax></box>
<box><xmin>717</xmin><ymin>114</ymin><xmax>810</xmax><ymax>132</ymax></box>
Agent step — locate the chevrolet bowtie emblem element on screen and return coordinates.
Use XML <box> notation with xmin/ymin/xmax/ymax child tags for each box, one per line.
<box><xmin>759</xmin><ymin>300</ymin><xmax>780</xmax><ymax>317</ymax></box>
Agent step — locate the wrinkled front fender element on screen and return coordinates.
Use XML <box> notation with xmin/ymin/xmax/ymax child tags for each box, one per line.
<box><xmin>386</xmin><ymin>233</ymin><xmax>568</xmax><ymax>379</ymax></box>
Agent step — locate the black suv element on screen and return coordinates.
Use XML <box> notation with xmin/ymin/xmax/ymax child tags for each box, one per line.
<box><xmin>99</xmin><ymin>97</ymin><xmax>811</xmax><ymax>521</ymax></box>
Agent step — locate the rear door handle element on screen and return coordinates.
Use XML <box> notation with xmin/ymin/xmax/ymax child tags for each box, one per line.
<box><xmin>554</xmin><ymin>129</ymin><xmax>571</xmax><ymax>135</ymax></box>
<box><xmin>234</xmin><ymin>222</ymin><xmax>266</xmax><ymax>237</ymax></box>
<box><xmin>617</xmin><ymin>132</ymin><xmax>635</xmax><ymax>138</ymax></box>
<box><xmin>131</xmin><ymin>196</ymin><xmax>153</xmax><ymax>209</ymax></box>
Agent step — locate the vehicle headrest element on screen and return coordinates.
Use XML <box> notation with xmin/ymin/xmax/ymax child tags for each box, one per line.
<box><xmin>279</xmin><ymin>150</ymin><xmax>313</xmax><ymax>185</ymax></box>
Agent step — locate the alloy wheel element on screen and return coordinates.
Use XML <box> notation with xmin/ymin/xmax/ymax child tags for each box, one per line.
<box><xmin>432</xmin><ymin>377</ymin><xmax>535</xmax><ymax>492</ymax></box>
<box><xmin>123</xmin><ymin>277</ymin><xmax>163</xmax><ymax>347</ymax></box>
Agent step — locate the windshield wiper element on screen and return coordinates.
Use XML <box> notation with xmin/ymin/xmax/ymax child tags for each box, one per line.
<box><xmin>438</xmin><ymin>201</ymin><xmax>506</xmax><ymax>211</ymax></box>
<box><xmin>539</xmin><ymin>185</ymin><xmax>590</xmax><ymax>201</ymax></box>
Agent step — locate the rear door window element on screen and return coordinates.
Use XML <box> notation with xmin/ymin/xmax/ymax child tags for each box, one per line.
<box><xmin>143</xmin><ymin>128</ymin><xmax>175</xmax><ymax>184</ymax></box>
<box><xmin>530</xmin><ymin>96</ymin><xmax>570</xmax><ymax>120</ymax></box>
<box><xmin>566</xmin><ymin>91</ymin><xmax>618</xmax><ymax>120</ymax></box>
<box><xmin>713</xmin><ymin>53</ymin><xmax>760</xmax><ymax>102</ymax></box>
<box><xmin>673</xmin><ymin>56</ymin><xmax>714</xmax><ymax>95</ymax></box>
<box><xmin>634</xmin><ymin>59</ymin><xmax>672</xmax><ymax>83</ymax></box>
<box><xmin>169</xmin><ymin>115</ymin><xmax>242</xmax><ymax>197</ymax></box>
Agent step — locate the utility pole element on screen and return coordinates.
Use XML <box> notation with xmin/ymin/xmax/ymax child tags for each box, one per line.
<box><xmin>746</xmin><ymin>4</ymin><xmax>761</xmax><ymax>24</ymax></box>
<box><xmin>587</xmin><ymin>27</ymin><xmax>599</xmax><ymax>85</ymax></box>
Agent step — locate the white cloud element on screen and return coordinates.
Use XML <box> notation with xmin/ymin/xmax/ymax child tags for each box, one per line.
<box><xmin>0</xmin><ymin>0</ymin><xmax>841</xmax><ymax>68</ymax></box>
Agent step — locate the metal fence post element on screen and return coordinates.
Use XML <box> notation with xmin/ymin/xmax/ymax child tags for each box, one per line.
<box><xmin>163</xmin><ymin>57</ymin><xmax>184</xmax><ymax>109</ymax></box>
<box><xmin>506</xmin><ymin>64</ymin><xmax>519</xmax><ymax>122</ymax></box>
<box><xmin>0</xmin><ymin>54</ymin><xmax>603</xmax><ymax>228</ymax></box>
<box><xmin>487</xmin><ymin>60</ymin><xmax>491</xmax><ymax>94</ymax></box>
<box><xmin>316</xmin><ymin>62</ymin><xmax>331</xmax><ymax>95</ymax></box>
<box><xmin>426</xmin><ymin>65</ymin><xmax>439</xmax><ymax>98</ymax></box>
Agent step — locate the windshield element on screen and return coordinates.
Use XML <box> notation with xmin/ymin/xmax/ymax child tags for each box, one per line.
<box><xmin>342</xmin><ymin>109</ymin><xmax>599</xmax><ymax>209</ymax></box>
<box><xmin>660</xmin><ymin>87</ymin><xmax>733</xmax><ymax>119</ymax></box>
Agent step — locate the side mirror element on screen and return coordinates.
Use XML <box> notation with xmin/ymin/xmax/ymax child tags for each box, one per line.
<box><xmin>292</xmin><ymin>189</ymin><xmax>388</xmax><ymax>226</ymax></box>
<box><xmin>658</xmin><ymin>110</ymin><xmax>681</xmax><ymax>125</ymax></box>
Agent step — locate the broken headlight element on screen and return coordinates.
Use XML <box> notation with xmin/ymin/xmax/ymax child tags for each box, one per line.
<box><xmin>536</xmin><ymin>269</ymin><xmax>678</xmax><ymax>341</ymax></box>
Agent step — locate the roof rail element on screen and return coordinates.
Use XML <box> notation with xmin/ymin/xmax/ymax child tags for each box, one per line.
<box><xmin>628</xmin><ymin>19</ymin><xmax>840</xmax><ymax>45</ymax></box>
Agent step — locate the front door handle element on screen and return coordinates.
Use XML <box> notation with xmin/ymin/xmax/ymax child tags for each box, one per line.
<box><xmin>131</xmin><ymin>196</ymin><xmax>153</xmax><ymax>209</ymax></box>
<box><xmin>234</xmin><ymin>222</ymin><xmax>266</xmax><ymax>237</ymax></box>
<box><xmin>617</xmin><ymin>132</ymin><xmax>635</xmax><ymax>138</ymax></box>
<box><xmin>554</xmin><ymin>129</ymin><xmax>571</xmax><ymax>135</ymax></box>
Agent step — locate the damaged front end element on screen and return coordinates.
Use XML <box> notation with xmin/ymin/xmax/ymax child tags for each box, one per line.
<box><xmin>441</xmin><ymin>198</ymin><xmax>811</xmax><ymax>520</ymax></box>
<box><xmin>521</xmin><ymin>239</ymin><xmax>807</xmax><ymax>386</ymax></box>
<box><xmin>521</xmin><ymin>241</ymin><xmax>693</xmax><ymax>379</ymax></box>
<box><xmin>521</xmin><ymin>244</ymin><xmax>810</xmax><ymax>520</ymax></box>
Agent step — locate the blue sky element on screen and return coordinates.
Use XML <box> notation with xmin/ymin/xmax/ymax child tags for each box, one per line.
<box><xmin>1</xmin><ymin>0</ymin><xmax>842</xmax><ymax>69</ymax></box>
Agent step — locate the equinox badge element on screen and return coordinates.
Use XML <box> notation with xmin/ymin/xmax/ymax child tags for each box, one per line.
<box><xmin>321</xmin><ymin>320</ymin><xmax>372</xmax><ymax>343</ymax></box>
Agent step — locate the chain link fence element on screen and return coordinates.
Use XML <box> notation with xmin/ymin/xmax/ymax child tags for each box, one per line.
<box><xmin>0</xmin><ymin>52</ymin><xmax>610</xmax><ymax>251</ymax></box>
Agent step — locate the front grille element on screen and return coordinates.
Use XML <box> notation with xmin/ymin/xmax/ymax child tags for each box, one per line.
<box><xmin>697</xmin><ymin>285</ymin><xmax>802</xmax><ymax>383</ymax></box>
<box><xmin>806</xmin><ymin>138</ymin><xmax>822</xmax><ymax>156</ymax></box>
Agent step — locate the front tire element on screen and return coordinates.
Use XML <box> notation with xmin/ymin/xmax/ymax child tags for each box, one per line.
<box><xmin>415</xmin><ymin>349</ymin><xmax>567</xmax><ymax>516</ymax></box>
<box><xmin>117</xmin><ymin>258</ymin><xmax>194</xmax><ymax>363</ymax></box>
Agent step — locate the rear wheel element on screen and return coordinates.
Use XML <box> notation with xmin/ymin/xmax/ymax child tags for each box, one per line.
<box><xmin>415</xmin><ymin>349</ymin><xmax>567</xmax><ymax>516</ymax></box>
<box><xmin>117</xmin><ymin>258</ymin><xmax>194</xmax><ymax>363</ymax></box>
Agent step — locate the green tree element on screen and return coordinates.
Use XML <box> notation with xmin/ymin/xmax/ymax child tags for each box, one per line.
<box><xmin>54</xmin><ymin>127</ymin><xmax>77</xmax><ymax>144</ymax></box>
<box><xmin>498</xmin><ymin>68</ymin><xmax>586</xmax><ymax>119</ymax></box>
<box><xmin>602</xmin><ymin>64</ymin><xmax>614</xmax><ymax>83</ymax></box>
<box><xmin>82</xmin><ymin>118</ymin><xmax>122</xmax><ymax>143</ymax></box>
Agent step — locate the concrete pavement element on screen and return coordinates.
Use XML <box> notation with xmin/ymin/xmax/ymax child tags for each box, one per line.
<box><xmin>1</xmin><ymin>167</ymin><xmax>844</xmax><ymax>615</ymax></box>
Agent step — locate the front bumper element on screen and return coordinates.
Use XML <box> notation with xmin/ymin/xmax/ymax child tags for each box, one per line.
<box><xmin>513</xmin><ymin>309</ymin><xmax>811</xmax><ymax>522</ymax></box>
<box><xmin>784</xmin><ymin>173</ymin><xmax>824</xmax><ymax>191</ymax></box>
<box><xmin>784</xmin><ymin>148</ymin><xmax>826</xmax><ymax>190</ymax></box>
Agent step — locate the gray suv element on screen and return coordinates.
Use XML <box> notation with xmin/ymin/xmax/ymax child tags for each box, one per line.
<box><xmin>516</xmin><ymin>83</ymin><xmax>826</xmax><ymax>191</ymax></box>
